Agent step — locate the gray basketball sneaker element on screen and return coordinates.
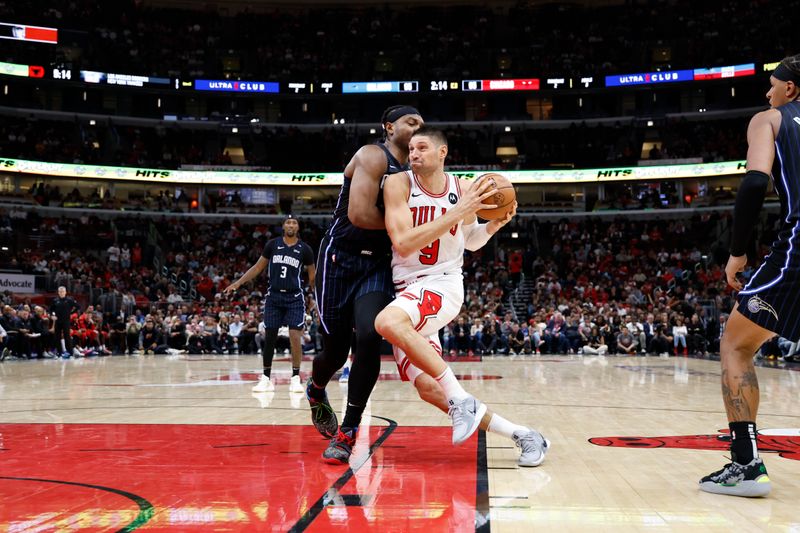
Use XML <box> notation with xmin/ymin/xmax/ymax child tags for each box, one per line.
<box><xmin>448</xmin><ymin>395</ymin><xmax>487</xmax><ymax>445</ymax></box>
<box><xmin>512</xmin><ymin>429</ymin><xmax>550</xmax><ymax>467</ymax></box>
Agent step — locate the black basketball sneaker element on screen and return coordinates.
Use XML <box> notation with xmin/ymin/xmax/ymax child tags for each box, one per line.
<box><xmin>699</xmin><ymin>458</ymin><xmax>771</xmax><ymax>497</ymax></box>
<box><xmin>306</xmin><ymin>378</ymin><xmax>338</xmax><ymax>439</ymax></box>
<box><xmin>322</xmin><ymin>427</ymin><xmax>357</xmax><ymax>465</ymax></box>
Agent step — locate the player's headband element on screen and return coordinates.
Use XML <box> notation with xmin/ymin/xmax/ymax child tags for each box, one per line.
<box><xmin>384</xmin><ymin>106</ymin><xmax>420</xmax><ymax>124</ymax></box>
<box><xmin>773</xmin><ymin>63</ymin><xmax>800</xmax><ymax>85</ymax></box>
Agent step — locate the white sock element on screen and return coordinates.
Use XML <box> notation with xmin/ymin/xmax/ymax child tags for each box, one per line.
<box><xmin>487</xmin><ymin>414</ymin><xmax>529</xmax><ymax>439</ymax></box>
<box><xmin>60</xmin><ymin>339</ymin><xmax>66</xmax><ymax>351</ymax></box>
<box><xmin>434</xmin><ymin>366</ymin><xmax>469</xmax><ymax>402</ymax></box>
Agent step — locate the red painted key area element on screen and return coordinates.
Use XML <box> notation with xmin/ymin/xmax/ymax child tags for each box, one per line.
<box><xmin>0</xmin><ymin>423</ymin><xmax>480</xmax><ymax>532</ymax></box>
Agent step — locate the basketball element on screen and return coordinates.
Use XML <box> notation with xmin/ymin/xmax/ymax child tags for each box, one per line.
<box><xmin>476</xmin><ymin>173</ymin><xmax>516</xmax><ymax>221</ymax></box>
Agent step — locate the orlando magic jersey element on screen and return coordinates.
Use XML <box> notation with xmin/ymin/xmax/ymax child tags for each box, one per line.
<box><xmin>325</xmin><ymin>143</ymin><xmax>409</xmax><ymax>255</ymax></box>
<box><xmin>770</xmin><ymin>100</ymin><xmax>800</xmax><ymax>254</ymax></box>
<box><xmin>261</xmin><ymin>237</ymin><xmax>314</xmax><ymax>294</ymax></box>
<box><xmin>738</xmin><ymin>100</ymin><xmax>800</xmax><ymax>341</ymax></box>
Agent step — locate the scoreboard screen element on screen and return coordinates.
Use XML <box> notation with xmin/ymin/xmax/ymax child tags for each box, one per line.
<box><xmin>342</xmin><ymin>81</ymin><xmax>418</xmax><ymax>93</ymax></box>
<box><xmin>461</xmin><ymin>78</ymin><xmax>540</xmax><ymax>91</ymax></box>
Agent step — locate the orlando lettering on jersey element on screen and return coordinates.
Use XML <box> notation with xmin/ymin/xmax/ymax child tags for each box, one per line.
<box><xmin>271</xmin><ymin>254</ymin><xmax>302</xmax><ymax>269</ymax></box>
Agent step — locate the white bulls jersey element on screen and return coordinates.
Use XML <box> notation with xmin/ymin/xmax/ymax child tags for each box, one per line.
<box><xmin>392</xmin><ymin>170</ymin><xmax>464</xmax><ymax>289</ymax></box>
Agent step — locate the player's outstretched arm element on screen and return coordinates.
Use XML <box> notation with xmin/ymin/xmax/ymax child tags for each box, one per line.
<box><xmin>347</xmin><ymin>145</ymin><xmax>391</xmax><ymax>230</ymax></box>
<box><xmin>224</xmin><ymin>256</ymin><xmax>268</xmax><ymax>294</ymax></box>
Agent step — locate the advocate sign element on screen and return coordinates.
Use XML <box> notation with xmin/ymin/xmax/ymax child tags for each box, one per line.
<box><xmin>0</xmin><ymin>272</ymin><xmax>35</xmax><ymax>293</ymax></box>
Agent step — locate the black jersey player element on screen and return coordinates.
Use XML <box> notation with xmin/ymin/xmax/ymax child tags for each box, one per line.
<box><xmin>307</xmin><ymin>105</ymin><xmax>423</xmax><ymax>464</ymax></box>
<box><xmin>226</xmin><ymin>217</ymin><xmax>315</xmax><ymax>394</ymax></box>
<box><xmin>700</xmin><ymin>54</ymin><xmax>800</xmax><ymax>497</ymax></box>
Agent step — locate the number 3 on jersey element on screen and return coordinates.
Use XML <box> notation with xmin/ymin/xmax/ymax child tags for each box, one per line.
<box><xmin>419</xmin><ymin>240</ymin><xmax>440</xmax><ymax>265</ymax></box>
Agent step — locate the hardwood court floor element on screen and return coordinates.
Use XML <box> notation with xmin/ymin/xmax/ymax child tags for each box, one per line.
<box><xmin>1</xmin><ymin>353</ymin><xmax>799</xmax><ymax>532</ymax></box>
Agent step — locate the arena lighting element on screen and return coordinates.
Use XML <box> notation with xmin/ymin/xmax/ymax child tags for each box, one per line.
<box><xmin>496</xmin><ymin>146</ymin><xmax>518</xmax><ymax>157</ymax></box>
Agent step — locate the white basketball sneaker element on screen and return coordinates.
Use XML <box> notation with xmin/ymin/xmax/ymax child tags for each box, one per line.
<box><xmin>252</xmin><ymin>375</ymin><xmax>274</xmax><ymax>392</ymax></box>
<box><xmin>512</xmin><ymin>429</ymin><xmax>550</xmax><ymax>467</ymax></box>
<box><xmin>449</xmin><ymin>395</ymin><xmax>487</xmax><ymax>445</ymax></box>
<box><xmin>289</xmin><ymin>374</ymin><xmax>304</xmax><ymax>393</ymax></box>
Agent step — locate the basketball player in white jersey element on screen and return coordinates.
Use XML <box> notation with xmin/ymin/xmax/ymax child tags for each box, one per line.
<box><xmin>375</xmin><ymin>126</ymin><xmax>549</xmax><ymax>466</ymax></box>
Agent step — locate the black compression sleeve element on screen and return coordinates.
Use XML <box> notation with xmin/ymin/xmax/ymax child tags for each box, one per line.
<box><xmin>730</xmin><ymin>170</ymin><xmax>770</xmax><ymax>256</ymax></box>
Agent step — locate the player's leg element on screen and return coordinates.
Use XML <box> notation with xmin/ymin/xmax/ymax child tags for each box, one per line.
<box><xmin>254</xmin><ymin>297</ymin><xmax>282</xmax><ymax>392</ymax></box>
<box><xmin>402</xmin><ymin>335</ymin><xmax>549</xmax><ymax>466</ymax></box>
<box><xmin>375</xmin><ymin>276</ymin><xmax>484</xmax><ymax>445</ymax></box>
<box><xmin>287</xmin><ymin>296</ymin><xmax>305</xmax><ymax>393</ymax></box>
<box><xmin>306</xmin><ymin>251</ymin><xmax>355</xmax><ymax>438</ymax></box>
<box><xmin>306</xmin><ymin>254</ymin><xmax>355</xmax><ymax>438</ymax></box>
<box><xmin>322</xmin><ymin>291</ymin><xmax>391</xmax><ymax>465</ymax></box>
<box><xmin>339</xmin><ymin>332</ymin><xmax>355</xmax><ymax>383</ymax></box>
<box><xmin>309</xmin><ymin>246</ymin><xmax>354</xmax><ymax>393</ymax></box>
<box><xmin>699</xmin><ymin>303</ymin><xmax>774</xmax><ymax>497</ymax></box>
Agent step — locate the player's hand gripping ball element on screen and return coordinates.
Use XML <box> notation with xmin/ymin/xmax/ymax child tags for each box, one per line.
<box><xmin>476</xmin><ymin>173</ymin><xmax>516</xmax><ymax>221</ymax></box>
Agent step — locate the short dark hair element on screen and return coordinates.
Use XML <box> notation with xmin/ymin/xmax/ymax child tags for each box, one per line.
<box><xmin>780</xmin><ymin>54</ymin><xmax>800</xmax><ymax>77</ymax></box>
<box><xmin>412</xmin><ymin>126</ymin><xmax>448</xmax><ymax>146</ymax></box>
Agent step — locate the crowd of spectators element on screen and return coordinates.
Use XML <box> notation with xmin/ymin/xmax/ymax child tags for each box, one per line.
<box><xmin>0</xmin><ymin>211</ymin><xmax>328</xmax><ymax>358</ymax></box>
<box><xmin>0</xmin><ymin>116</ymin><xmax>750</xmax><ymax>171</ymax></box>
<box><xmin>5</xmin><ymin>207</ymin><xmax>794</xmax><ymax>363</ymax></box>
<box><xmin>442</xmin><ymin>214</ymin><xmax>798</xmax><ymax>362</ymax></box>
<box><xmin>1</xmin><ymin>1</ymin><xmax>795</xmax><ymax>82</ymax></box>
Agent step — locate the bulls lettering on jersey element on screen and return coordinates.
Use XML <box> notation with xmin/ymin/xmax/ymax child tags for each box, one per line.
<box><xmin>261</xmin><ymin>238</ymin><xmax>314</xmax><ymax>293</ymax></box>
<box><xmin>392</xmin><ymin>171</ymin><xmax>465</xmax><ymax>285</ymax></box>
